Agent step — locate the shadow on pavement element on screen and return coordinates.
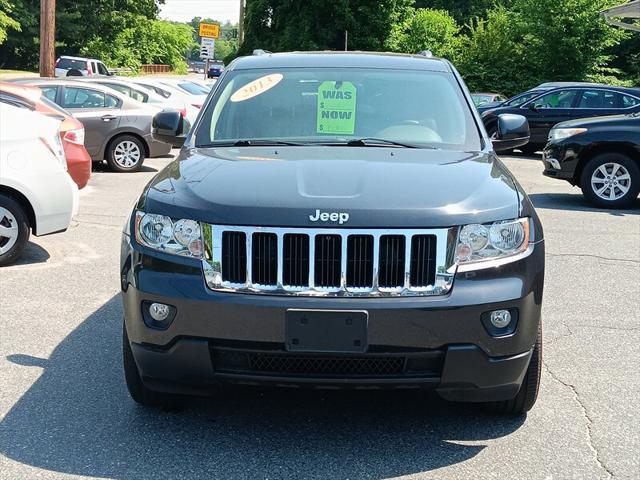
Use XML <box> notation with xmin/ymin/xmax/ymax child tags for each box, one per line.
<box><xmin>529</xmin><ymin>192</ymin><xmax>640</xmax><ymax>215</ymax></box>
<box><xmin>0</xmin><ymin>295</ymin><xmax>525</xmax><ymax>479</ymax></box>
<box><xmin>92</xmin><ymin>162</ymin><xmax>159</xmax><ymax>173</ymax></box>
<box><xmin>9</xmin><ymin>241</ymin><xmax>50</xmax><ymax>266</ymax></box>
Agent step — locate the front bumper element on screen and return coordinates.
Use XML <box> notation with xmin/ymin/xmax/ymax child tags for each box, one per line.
<box><xmin>542</xmin><ymin>142</ymin><xmax>581</xmax><ymax>184</ymax></box>
<box><xmin>121</xmin><ymin>234</ymin><xmax>544</xmax><ymax>402</ymax></box>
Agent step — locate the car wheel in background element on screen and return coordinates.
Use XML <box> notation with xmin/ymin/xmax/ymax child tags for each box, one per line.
<box><xmin>580</xmin><ymin>153</ymin><xmax>639</xmax><ymax>209</ymax></box>
<box><xmin>0</xmin><ymin>194</ymin><xmax>30</xmax><ymax>267</ymax></box>
<box><xmin>483</xmin><ymin>322</ymin><xmax>542</xmax><ymax>415</ymax></box>
<box><xmin>106</xmin><ymin>135</ymin><xmax>145</xmax><ymax>173</ymax></box>
<box><xmin>66</xmin><ymin>69</ymin><xmax>83</xmax><ymax>77</ymax></box>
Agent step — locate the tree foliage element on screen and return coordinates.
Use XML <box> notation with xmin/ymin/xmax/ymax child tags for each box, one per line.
<box><xmin>0</xmin><ymin>0</ymin><xmax>164</xmax><ymax>70</ymax></box>
<box><xmin>240</xmin><ymin>0</ymin><xmax>413</xmax><ymax>54</ymax></box>
<box><xmin>82</xmin><ymin>19</ymin><xmax>194</xmax><ymax>72</ymax></box>
<box><xmin>386</xmin><ymin>8</ymin><xmax>460</xmax><ymax>58</ymax></box>
<box><xmin>456</xmin><ymin>0</ymin><xmax>629</xmax><ymax>94</ymax></box>
<box><xmin>0</xmin><ymin>0</ymin><xmax>20</xmax><ymax>45</ymax></box>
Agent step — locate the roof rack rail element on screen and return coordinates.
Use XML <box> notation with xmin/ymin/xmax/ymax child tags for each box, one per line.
<box><xmin>252</xmin><ymin>49</ymin><xmax>272</xmax><ymax>56</ymax></box>
<box><xmin>416</xmin><ymin>50</ymin><xmax>433</xmax><ymax>58</ymax></box>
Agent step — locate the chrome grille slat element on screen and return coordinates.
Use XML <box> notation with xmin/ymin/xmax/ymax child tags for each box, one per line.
<box><xmin>204</xmin><ymin>226</ymin><xmax>455</xmax><ymax>297</ymax></box>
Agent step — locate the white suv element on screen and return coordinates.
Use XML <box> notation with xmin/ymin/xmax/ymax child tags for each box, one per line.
<box><xmin>0</xmin><ymin>104</ymin><xmax>79</xmax><ymax>265</ymax></box>
<box><xmin>55</xmin><ymin>56</ymin><xmax>112</xmax><ymax>77</ymax></box>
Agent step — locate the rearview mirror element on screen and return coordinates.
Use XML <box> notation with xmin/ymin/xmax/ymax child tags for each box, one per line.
<box><xmin>492</xmin><ymin>114</ymin><xmax>530</xmax><ymax>152</ymax></box>
<box><xmin>152</xmin><ymin>110</ymin><xmax>190</xmax><ymax>148</ymax></box>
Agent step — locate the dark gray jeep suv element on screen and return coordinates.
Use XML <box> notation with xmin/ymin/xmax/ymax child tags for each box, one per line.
<box><xmin>121</xmin><ymin>52</ymin><xmax>545</xmax><ymax>414</ymax></box>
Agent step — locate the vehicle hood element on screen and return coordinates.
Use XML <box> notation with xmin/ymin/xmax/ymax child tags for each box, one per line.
<box><xmin>554</xmin><ymin>113</ymin><xmax>639</xmax><ymax>129</ymax></box>
<box><xmin>140</xmin><ymin>147</ymin><xmax>521</xmax><ymax>228</ymax></box>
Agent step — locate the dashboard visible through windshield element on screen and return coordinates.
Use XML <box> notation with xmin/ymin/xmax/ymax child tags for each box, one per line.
<box><xmin>194</xmin><ymin>67</ymin><xmax>482</xmax><ymax>151</ymax></box>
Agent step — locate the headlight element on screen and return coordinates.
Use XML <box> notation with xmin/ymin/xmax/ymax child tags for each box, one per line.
<box><xmin>549</xmin><ymin>127</ymin><xmax>587</xmax><ymax>142</ymax></box>
<box><xmin>134</xmin><ymin>211</ymin><xmax>203</xmax><ymax>258</ymax></box>
<box><xmin>455</xmin><ymin>218</ymin><xmax>530</xmax><ymax>267</ymax></box>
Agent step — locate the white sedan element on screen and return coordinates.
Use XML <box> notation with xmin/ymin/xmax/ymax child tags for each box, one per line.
<box><xmin>0</xmin><ymin>103</ymin><xmax>79</xmax><ymax>266</ymax></box>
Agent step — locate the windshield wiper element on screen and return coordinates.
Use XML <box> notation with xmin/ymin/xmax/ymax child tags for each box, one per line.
<box><xmin>198</xmin><ymin>139</ymin><xmax>309</xmax><ymax>148</ymax></box>
<box><xmin>346</xmin><ymin>137</ymin><xmax>419</xmax><ymax>148</ymax></box>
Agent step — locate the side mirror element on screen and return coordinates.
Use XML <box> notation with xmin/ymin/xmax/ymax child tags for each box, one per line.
<box><xmin>528</xmin><ymin>103</ymin><xmax>539</xmax><ymax>111</ymax></box>
<box><xmin>492</xmin><ymin>113</ymin><xmax>530</xmax><ymax>152</ymax></box>
<box><xmin>152</xmin><ymin>110</ymin><xmax>190</xmax><ymax>148</ymax></box>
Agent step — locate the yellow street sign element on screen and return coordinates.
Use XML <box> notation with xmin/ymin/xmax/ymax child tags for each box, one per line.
<box><xmin>199</xmin><ymin>23</ymin><xmax>220</xmax><ymax>39</ymax></box>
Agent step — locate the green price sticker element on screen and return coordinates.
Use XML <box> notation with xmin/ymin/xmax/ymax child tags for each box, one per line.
<box><xmin>316</xmin><ymin>81</ymin><xmax>357</xmax><ymax>135</ymax></box>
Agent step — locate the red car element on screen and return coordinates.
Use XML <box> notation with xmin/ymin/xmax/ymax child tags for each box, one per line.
<box><xmin>0</xmin><ymin>82</ymin><xmax>91</xmax><ymax>189</ymax></box>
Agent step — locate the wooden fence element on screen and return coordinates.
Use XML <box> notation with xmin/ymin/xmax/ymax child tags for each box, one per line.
<box><xmin>141</xmin><ymin>64</ymin><xmax>171</xmax><ymax>74</ymax></box>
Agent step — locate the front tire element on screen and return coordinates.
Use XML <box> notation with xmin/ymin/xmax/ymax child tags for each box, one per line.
<box><xmin>0</xmin><ymin>194</ymin><xmax>30</xmax><ymax>267</ymax></box>
<box><xmin>484</xmin><ymin>322</ymin><xmax>542</xmax><ymax>414</ymax></box>
<box><xmin>123</xmin><ymin>321</ymin><xmax>182</xmax><ymax>407</ymax></box>
<box><xmin>580</xmin><ymin>153</ymin><xmax>639</xmax><ymax>209</ymax></box>
<box><xmin>106</xmin><ymin>135</ymin><xmax>145</xmax><ymax>173</ymax></box>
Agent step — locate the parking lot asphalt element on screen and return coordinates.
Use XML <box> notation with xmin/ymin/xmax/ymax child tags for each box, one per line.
<box><xmin>1</xmin><ymin>152</ymin><xmax>638</xmax><ymax>480</ymax></box>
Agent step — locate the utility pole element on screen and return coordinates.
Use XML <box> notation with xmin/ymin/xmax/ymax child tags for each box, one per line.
<box><xmin>39</xmin><ymin>0</ymin><xmax>56</xmax><ymax>77</ymax></box>
<box><xmin>238</xmin><ymin>0</ymin><xmax>245</xmax><ymax>44</ymax></box>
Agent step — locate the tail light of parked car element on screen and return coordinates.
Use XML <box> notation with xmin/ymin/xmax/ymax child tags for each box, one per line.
<box><xmin>40</xmin><ymin>128</ymin><xmax>67</xmax><ymax>169</ymax></box>
<box><xmin>63</xmin><ymin>128</ymin><xmax>85</xmax><ymax>145</ymax></box>
<box><xmin>180</xmin><ymin>107</ymin><xmax>187</xmax><ymax>118</ymax></box>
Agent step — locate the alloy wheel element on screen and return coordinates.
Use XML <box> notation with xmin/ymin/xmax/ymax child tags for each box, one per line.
<box><xmin>0</xmin><ymin>206</ymin><xmax>19</xmax><ymax>255</ymax></box>
<box><xmin>113</xmin><ymin>140</ymin><xmax>141</xmax><ymax>169</ymax></box>
<box><xmin>590</xmin><ymin>162</ymin><xmax>631</xmax><ymax>201</ymax></box>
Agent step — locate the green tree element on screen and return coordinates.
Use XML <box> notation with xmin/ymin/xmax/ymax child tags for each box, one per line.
<box><xmin>82</xmin><ymin>18</ymin><xmax>194</xmax><ymax>73</ymax></box>
<box><xmin>456</xmin><ymin>7</ymin><xmax>523</xmax><ymax>95</ymax></box>
<box><xmin>457</xmin><ymin>0</ymin><xmax>629</xmax><ymax>95</ymax></box>
<box><xmin>0</xmin><ymin>0</ymin><xmax>162</xmax><ymax>70</ymax></box>
<box><xmin>240</xmin><ymin>0</ymin><xmax>413</xmax><ymax>55</ymax></box>
<box><xmin>0</xmin><ymin>0</ymin><xmax>19</xmax><ymax>45</ymax></box>
<box><xmin>413</xmin><ymin>0</ymin><xmax>511</xmax><ymax>24</ymax></box>
<box><xmin>386</xmin><ymin>8</ymin><xmax>460</xmax><ymax>58</ymax></box>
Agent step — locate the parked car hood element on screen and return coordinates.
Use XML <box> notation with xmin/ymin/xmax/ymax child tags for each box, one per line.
<box><xmin>140</xmin><ymin>147</ymin><xmax>521</xmax><ymax>228</ymax></box>
<box><xmin>555</xmin><ymin>113</ymin><xmax>640</xmax><ymax>129</ymax></box>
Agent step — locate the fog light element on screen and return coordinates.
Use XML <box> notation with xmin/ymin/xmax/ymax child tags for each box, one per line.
<box><xmin>149</xmin><ymin>302</ymin><xmax>170</xmax><ymax>322</ymax></box>
<box><xmin>490</xmin><ymin>310</ymin><xmax>512</xmax><ymax>328</ymax></box>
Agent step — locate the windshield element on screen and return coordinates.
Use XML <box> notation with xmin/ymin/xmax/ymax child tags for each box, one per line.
<box><xmin>506</xmin><ymin>90</ymin><xmax>543</xmax><ymax>107</ymax></box>
<box><xmin>195</xmin><ymin>67</ymin><xmax>482</xmax><ymax>151</ymax></box>
<box><xmin>178</xmin><ymin>82</ymin><xmax>209</xmax><ymax>95</ymax></box>
<box><xmin>57</xmin><ymin>58</ymin><xmax>87</xmax><ymax>70</ymax></box>
<box><xmin>472</xmin><ymin>94</ymin><xmax>494</xmax><ymax>106</ymax></box>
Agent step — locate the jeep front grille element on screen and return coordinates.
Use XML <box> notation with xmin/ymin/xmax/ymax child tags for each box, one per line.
<box><xmin>203</xmin><ymin>225</ymin><xmax>456</xmax><ymax>296</ymax></box>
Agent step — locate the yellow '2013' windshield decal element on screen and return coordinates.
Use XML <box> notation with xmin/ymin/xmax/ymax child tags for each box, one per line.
<box><xmin>230</xmin><ymin>73</ymin><xmax>283</xmax><ymax>102</ymax></box>
<box><xmin>317</xmin><ymin>81</ymin><xmax>357</xmax><ymax>135</ymax></box>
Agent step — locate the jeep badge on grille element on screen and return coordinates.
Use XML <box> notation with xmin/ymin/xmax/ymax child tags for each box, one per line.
<box><xmin>309</xmin><ymin>209</ymin><xmax>350</xmax><ymax>225</ymax></box>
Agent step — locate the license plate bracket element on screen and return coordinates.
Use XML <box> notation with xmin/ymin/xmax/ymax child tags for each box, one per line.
<box><xmin>286</xmin><ymin>310</ymin><xmax>368</xmax><ymax>353</ymax></box>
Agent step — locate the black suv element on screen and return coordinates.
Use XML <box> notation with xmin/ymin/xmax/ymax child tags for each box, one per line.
<box><xmin>482</xmin><ymin>85</ymin><xmax>640</xmax><ymax>153</ymax></box>
<box><xmin>543</xmin><ymin>113</ymin><xmax>640</xmax><ymax>208</ymax></box>
<box><xmin>121</xmin><ymin>52</ymin><xmax>545</xmax><ymax>414</ymax></box>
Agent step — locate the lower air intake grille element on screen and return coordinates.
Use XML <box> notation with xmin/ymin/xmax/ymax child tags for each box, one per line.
<box><xmin>251</xmin><ymin>354</ymin><xmax>404</xmax><ymax>376</ymax></box>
